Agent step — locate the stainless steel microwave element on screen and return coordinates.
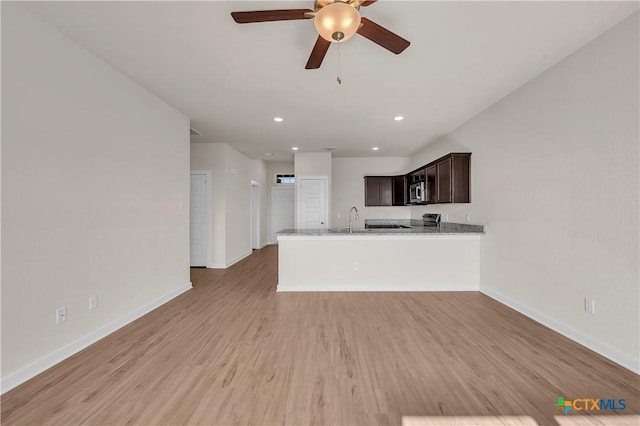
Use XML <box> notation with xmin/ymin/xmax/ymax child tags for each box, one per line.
<box><xmin>409</xmin><ymin>182</ymin><xmax>425</xmax><ymax>203</ymax></box>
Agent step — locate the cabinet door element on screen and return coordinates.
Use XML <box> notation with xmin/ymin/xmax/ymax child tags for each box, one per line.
<box><xmin>365</xmin><ymin>177</ymin><xmax>395</xmax><ymax>206</ymax></box>
<box><xmin>437</xmin><ymin>158</ymin><xmax>452</xmax><ymax>203</ymax></box>
<box><xmin>392</xmin><ymin>176</ymin><xmax>406</xmax><ymax>206</ymax></box>
<box><xmin>365</xmin><ymin>177</ymin><xmax>380</xmax><ymax>206</ymax></box>
<box><xmin>425</xmin><ymin>165</ymin><xmax>437</xmax><ymax>204</ymax></box>
<box><xmin>379</xmin><ymin>178</ymin><xmax>392</xmax><ymax>206</ymax></box>
<box><xmin>451</xmin><ymin>154</ymin><xmax>471</xmax><ymax>203</ymax></box>
<box><xmin>412</xmin><ymin>168</ymin><xmax>426</xmax><ymax>184</ymax></box>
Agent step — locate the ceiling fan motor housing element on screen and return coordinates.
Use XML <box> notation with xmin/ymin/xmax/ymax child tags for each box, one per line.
<box><xmin>314</xmin><ymin>0</ymin><xmax>361</xmax><ymax>43</ymax></box>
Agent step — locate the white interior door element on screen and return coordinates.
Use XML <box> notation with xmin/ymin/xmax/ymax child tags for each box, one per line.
<box><xmin>271</xmin><ymin>187</ymin><xmax>295</xmax><ymax>243</ymax></box>
<box><xmin>190</xmin><ymin>172</ymin><xmax>208</xmax><ymax>267</ymax></box>
<box><xmin>297</xmin><ymin>178</ymin><xmax>328</xmax><ymax>229</ymax></box>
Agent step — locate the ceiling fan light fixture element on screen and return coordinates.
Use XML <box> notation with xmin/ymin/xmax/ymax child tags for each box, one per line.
<box><xmin>314</xmin><ymin>1</ymin><xmax>361</xmax><ymax>42</ymax></box>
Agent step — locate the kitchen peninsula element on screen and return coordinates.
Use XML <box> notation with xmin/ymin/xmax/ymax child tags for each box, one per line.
<box><xmin>276</xmin><ymin>220</ymin><xmax>484</xmax><ymax>292</ymax></box>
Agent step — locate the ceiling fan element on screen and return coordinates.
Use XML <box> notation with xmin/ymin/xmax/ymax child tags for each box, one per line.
<box><xmin>231</xmin><ymin>0</ymin><xmax>410</xmax><ymax>69</ymax></box>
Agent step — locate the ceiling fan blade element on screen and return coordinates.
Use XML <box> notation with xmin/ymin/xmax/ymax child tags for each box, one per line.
<box><xmin>360</xmin><ymin>1</ymin><xmax>378</xmax><ymax>6</ymax></box>
<box><xmin>357</xmin><ymin>17</ymin><xmax>410</xmax><ymax>54</ymax></box>
<box><xmin>231</xmin><ymin>9</ymin><xmax>314</xmax><ymax>24</ymax></box>
<box><xmin>305</xmin><ymin>36</ymin><xmax>331</xmax><ymax>69</ymax></box>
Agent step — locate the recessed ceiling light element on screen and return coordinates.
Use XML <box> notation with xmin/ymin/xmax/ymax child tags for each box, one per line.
<box><xmin>292</xmin><ymin>147</ymin><xmax>299</xmax><ymax>151</ymax></box>
<box><xmin>273</xmin><ymin>117</ymin><xmax>284</xmax><ymax>122</ymax></box>
<box><xmin>372</xmin><ymin>147</ymin><xmax>380</xmax><ymax>151</ymax></box>
<box><xmin>394</xmin><ymin>116</ymin><xmax>404</xmax><ymax>121</ymax></box>
<box><xmin>264</xmin><ymin>152</ymin><xmax>274</xmax><ymax>157</ymax></box>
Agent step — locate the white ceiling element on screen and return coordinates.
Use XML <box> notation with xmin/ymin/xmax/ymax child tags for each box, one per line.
<box><xmin>20</xmin><ymin>1</ymin><xmax>639</xmax><ymax>161</ymax></box>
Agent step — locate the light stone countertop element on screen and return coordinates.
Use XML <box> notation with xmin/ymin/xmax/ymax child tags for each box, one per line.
<box><xmin>277</xmin><ymin>220</ymin><xmax>484</xmax><ymax>237</ymax></box>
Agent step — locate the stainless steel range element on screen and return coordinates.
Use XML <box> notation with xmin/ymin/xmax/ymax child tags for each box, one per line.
<box><xmin>423</xmin><ymin>213</ymin><xmax>441</xmax><ymax>227</ymax></box>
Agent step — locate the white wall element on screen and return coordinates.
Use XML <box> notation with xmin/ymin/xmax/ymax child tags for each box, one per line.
<box><xmin>294</xmin><ymin>152</ymin><xmax>332</xmax><ymax>177</ymax></box>
<box><xmin>410</xmin><ymin>13</ymin><xmax>640</xmax><ymax>372</ymax></box>
<box><xmin>249</xmin><ymin>159</ymin><xmax>268</xmax><ymax>247</ymax></box>
<box><xmin>1</xmin><ymin>3</ymin><xmax>191</xmax><ymax>391</ymax></box>
<box><xmin>190</xmin><ymin>143</ymin><xmax>267</xmax><ymax>267</ymax></box>
<box><xmin>224</xmin><ymin>145</ymin><xmax>253</xmax><ymax>264</ymax></box>
<box><xmin>332</xmin><ymin>157</ymin><xmax>411</xmax><ymax>229</ymax></box>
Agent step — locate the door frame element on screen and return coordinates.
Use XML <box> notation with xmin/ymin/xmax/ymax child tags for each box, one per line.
<box><xmin>296</xmin><ymin>176</ymin><xmax>329</xmax><ymax>230</ymax></box>
<box><xmin>190</xmin><ymin>170</ymin><xmax>212</xmax><ymax>268</ymax></box>
<box><xmin>270</xmin><ymin>186</ymin><xmax>295</xmax><ymax>244</ymax></box>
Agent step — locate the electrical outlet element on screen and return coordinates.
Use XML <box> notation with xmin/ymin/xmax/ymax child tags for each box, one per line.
<box><xmin>466</xmin><ymin>214</ymin><xmax>471</xmax><ymax>222</ymax></box>
<box><xmin>89</xmin><ymin>295</ymin><xmax>98</xmax><ymax>311</ymax></box>
<box><xmin>336</xmin><ymin>212</ymin><xmax>341</xmax><ymax>218</ymax></box>
<box><xmin>353</xmin><ymin>262</ymin><xmax>359</xmax><ymax>271</ymax></box>
<box><xmin>584</xmin><ymin>298</ymin><xmax>596</xmax><ymax>314</ymax></box>
<box><xmin>56</xmin><ymin>307</ymin><xmax>67</xmax><ymax>324</ymax></box>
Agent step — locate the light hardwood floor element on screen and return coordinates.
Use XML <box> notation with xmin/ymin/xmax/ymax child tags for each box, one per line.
<box><xmin>2</xmin><ymin>245</ymin><xmax>638</xmax><ymax>425</ymax></box>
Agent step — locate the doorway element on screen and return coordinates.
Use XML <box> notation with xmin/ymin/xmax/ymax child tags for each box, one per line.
<box><xmin>190</xmin><ymin>171</ymin><xmax>210</xmax><ymax>267</ymax></box>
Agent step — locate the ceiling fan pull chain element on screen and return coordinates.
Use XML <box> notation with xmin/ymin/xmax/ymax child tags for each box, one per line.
<box><xmin>337</xmin><ymin>42</ymin><xmax>342</xmax><ymax>84</ymax></box>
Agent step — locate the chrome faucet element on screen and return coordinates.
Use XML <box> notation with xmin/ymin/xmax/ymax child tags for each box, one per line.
<box><xmin>348</xmin><ymin>207</ymin><xmax>359</xmax><ymax>233</ymax></box>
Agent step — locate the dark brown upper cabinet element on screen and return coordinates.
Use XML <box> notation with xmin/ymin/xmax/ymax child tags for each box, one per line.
<box><xmin>365</xmin><ymin>153</ymin><xmax>470</xmax><ymax>207</ymax></box>
<box><xmin>364</xmin><ymin>176</ymin><xmax>405</xmax><ymax>206</ymax></box>
<box><xmin>435</xmin><ymin>153</ymin><xmax>470</xmax><ymax>203</ymax></box>
<box><xmin>425</xmin><ymin>165</ymin><xmax>437</xmax><ymax>203</ymax></box>
<box><xmin>409</xmin><ymin>168</ymin><xmax>426</xmax><ymax>184</ymax></box>
<box><xmin>392</xmin><ymin>176</ymin><xmax>405</xmax><ymax>206</ymax></box>
<box><xmin>407</xmin><ymin>152</ymin><xmax>471</xmax><ymax>205</ymax></box>
<box><xmin>436</xmin><ymin>157</ymin><xmax>452</xmax><ymax>203</ymax></box>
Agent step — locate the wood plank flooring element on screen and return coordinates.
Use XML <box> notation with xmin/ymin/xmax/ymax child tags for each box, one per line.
<box><xmin>1</xmin><ymin>245</ymin><xmax>638</xmax><ymax>425</ymax></box>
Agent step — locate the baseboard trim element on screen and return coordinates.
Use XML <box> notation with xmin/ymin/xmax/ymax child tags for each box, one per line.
<box><xmin>226</xmin><ymin>250</ymin><xmax>252</xmax><ymax>268</ymax></box>
<box><xmin>277</xmin><ymin>283</ymin><xmax>479</xmax><ymax>292</ymax></box>
<box><xmin>0</xmin><ymin>282</ymin><xmax>193</xmax><ymax>394</ymax></box>
<box><xmin>481</xmin><ymin>287</ymin><xmax>640</xmax><ymax>375</ymax></box>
